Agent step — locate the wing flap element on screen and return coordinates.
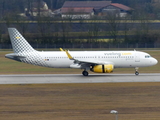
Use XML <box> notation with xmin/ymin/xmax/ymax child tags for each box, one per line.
<box><xmin>77</xmin><ymin>60</ymin><xmax>114</xmax><ymax>65</ymax></box>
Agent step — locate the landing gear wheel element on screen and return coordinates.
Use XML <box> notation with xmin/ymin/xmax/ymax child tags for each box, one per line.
<box><xmin>135</xmin><ymin>71</ymin><xmax>139</xmax><ymax>75</ymax></box>
<box><xmin>82</xmin><ymin>71</ymin><xmax>88</xmax><ymax>76</ymax></box>
<box><xmin>135</xmin><ymin>67</ymin><xmax>139</xmax><ymax>76</ymax></box>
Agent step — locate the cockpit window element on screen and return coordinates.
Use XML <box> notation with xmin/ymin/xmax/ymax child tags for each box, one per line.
<box><xmin>145</xmin><ymin>55</ymin><xmax>151</xmax><ymax>58</ymax></box>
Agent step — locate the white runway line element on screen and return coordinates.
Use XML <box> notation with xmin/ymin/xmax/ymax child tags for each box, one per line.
<box><xmin>0</xmin><ymin>73</ymin><xmax>159</xmax><ymax>84</ymax></box>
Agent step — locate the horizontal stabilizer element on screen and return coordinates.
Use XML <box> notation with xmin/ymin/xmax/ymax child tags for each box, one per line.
<box><xmin>5</xmin><ymin>53</ymin><xmax>26</xmax><ymax>61</ymax></box>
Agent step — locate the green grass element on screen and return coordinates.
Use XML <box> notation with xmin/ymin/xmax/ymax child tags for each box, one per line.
<box><xmin>1</xmin><ymin>50</ymin><xmax>159</xmax><ymax>74</ymax></box>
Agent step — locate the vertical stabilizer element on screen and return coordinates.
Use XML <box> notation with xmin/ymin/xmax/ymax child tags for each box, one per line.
<box><xmin>8</xmin><ymin>28</ymin><xmax>35</xmax><ymax>53</ymax></box>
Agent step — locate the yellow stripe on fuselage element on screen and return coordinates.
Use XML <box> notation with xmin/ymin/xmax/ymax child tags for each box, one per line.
<box><xmin>122</xmin><ymin>53</ymin><xmax>132</xmax><ymax>55</ymax></box>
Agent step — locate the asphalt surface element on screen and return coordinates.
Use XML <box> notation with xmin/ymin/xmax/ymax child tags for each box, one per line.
<box><xmin>0</xmin><ymin>73</ymin><xmax>159</xmax><ymax>84</ymax></box>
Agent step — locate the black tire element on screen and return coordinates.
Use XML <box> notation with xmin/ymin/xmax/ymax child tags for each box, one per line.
<box><xmin>135</xmin><ymin>71</ymin><xmax>139</xmax><ymax>75</ymax></box>
<box><xmin>82</xmin><ymin>71</ymin><xmax>88</xmax><ymax>76</ymax></box>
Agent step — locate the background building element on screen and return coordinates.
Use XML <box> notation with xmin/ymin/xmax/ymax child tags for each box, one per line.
<box><xmin>60</xmin><ymin>1</ymin><xmax>133</xmax><ymax>19</ymax></box>
<box><xmin>25</xmin><ymin>0</ymin><xmax>54</xmax><ymax>17</ymax></box>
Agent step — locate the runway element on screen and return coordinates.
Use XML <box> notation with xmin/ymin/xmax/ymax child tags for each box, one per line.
<box><xmin>0</xmin><ymin>73</ymin><xmax>160</xmax><ymax>84</ymax></box>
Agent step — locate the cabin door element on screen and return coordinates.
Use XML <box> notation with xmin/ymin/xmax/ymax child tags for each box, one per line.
<box><xmin>135</xmin><ymin>52</ymin><xmax>140</xmax><ymax>62</ymax></box>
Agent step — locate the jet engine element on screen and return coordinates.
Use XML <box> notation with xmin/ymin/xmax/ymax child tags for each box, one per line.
<box><xmin>90</xmin><ymin>64</ymin><xmax>114</xmax><ymax>73</ymax></box>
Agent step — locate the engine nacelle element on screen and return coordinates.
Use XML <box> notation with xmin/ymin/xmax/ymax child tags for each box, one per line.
<box><xmin>91</xmin><ymin>64</ymin><xmax>114</xmax><ymax>73</ymax></box>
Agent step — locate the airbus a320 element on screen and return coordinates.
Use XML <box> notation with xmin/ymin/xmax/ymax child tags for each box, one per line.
<box><xmin>5</xmin><ymin>28</ymin><xmax>158</xmax><ymax>76</ymax></box>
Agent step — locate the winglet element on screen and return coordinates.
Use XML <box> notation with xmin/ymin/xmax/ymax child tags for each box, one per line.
<box><xmin>65</xmin><ymin>50</ymin><xmax>74</xmax><ymax>60</ymax></box>
<box><xmin>60</xmin><ymin>48</ymin><xmax>64</xmax><ymax>51</ymax></box>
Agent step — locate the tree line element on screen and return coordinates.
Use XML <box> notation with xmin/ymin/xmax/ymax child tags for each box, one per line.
<box><xmin>0</xmin><ymin>0</ymin><xmax>160</xmax><ymax>46</ymax></box>
<box><xmin>1</xmin><ymin>18</ymin><xmax>160</xmax><ymax>46</ymax></box>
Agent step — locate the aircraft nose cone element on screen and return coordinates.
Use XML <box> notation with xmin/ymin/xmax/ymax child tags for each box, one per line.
<box><xmin>153</xmin><ymin>58</ymin><xmax>158</xmax><ymax>65</ymax></box>
<box><xmin>155</xmin><ymin>59</ymin><xmax>158</xmax><ymax>65</ymax></box>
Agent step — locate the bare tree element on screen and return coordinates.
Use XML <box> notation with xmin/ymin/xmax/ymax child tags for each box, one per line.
<box><xmin>123</xmin><ymin>16</ymin><xmax>133</xmax><ymax>43</ymax></box>
<box><xmin>60</xmin><ymin>18</ymin><xmax>69</xmax><ymax>43</ymax></box>
<box><xmin>0</xmin><ymin>0</ymin><xmax>5</xmax><ymax>19</ymax></box>
<box><xmin>37</xmin><ymin>16</ymin><xmax>53</xmax><ymax>44</ymax></box>
<box><xmin>87</xmin><ymin>20</ymin><xmax>100</xmax><ymax>43</ymax></box>
<box><xmin>105</xmin><ymin>11</ymin><xmax>120</xmax><ymax>43</ymax></box>
<box><xmin>37</xmin><ymin>0</ymin><xmax>41</xmax><ymax>17</ymax></box>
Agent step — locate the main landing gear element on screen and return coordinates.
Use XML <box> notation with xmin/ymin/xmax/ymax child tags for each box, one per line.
<box><xmin>135</xmin><ymin>67</ymin><xmax>139</xmax><ymax>75</ymax></box>
<box><xmin>82</xmin><ymin>68</ymin><xmax>140</xmax><ymax>76</ymax></box>
<box><xmin>82</xmin><ymin>70</ymin><xmax>88</xmax><ymax>76</ymax></box>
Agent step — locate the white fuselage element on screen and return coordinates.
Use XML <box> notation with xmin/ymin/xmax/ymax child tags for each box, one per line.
<box><xmin>29</xmin><ymin>50</ymin><xmax>157</xmax><ymax>68</ymax></box>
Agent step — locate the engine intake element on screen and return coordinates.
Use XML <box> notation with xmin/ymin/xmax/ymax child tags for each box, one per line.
<box><xmin>91</xmin><ymin>64</ymin><xmax>114</xmax><ymax>73</ymax></box>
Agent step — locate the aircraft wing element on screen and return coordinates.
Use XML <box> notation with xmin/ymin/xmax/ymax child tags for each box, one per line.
<box><xmin>73</xmin><ymin>59</ymin><xmax>113</xmax><ymax>65</ymax></box>
<box><xmin>64</xmin><ymin>50</ymin><xmax>113</xmax><ymax>67</ymax></box>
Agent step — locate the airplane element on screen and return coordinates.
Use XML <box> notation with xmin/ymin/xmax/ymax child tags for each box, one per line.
<box><xmin>5</xmin><ymin>28</ymin><xmax>158</xmax><ymax>76</ymax></box>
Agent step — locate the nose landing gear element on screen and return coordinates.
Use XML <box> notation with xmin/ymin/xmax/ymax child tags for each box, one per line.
<box><xmin>135</xmin><ymin>67</ymin><xmax>139</xmax><ymax>75</ymax></box>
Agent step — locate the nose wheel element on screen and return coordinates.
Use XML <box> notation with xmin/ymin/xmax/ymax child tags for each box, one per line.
<box><xmin>135</xmin><ymin>71</ymin><xmax>139</xmax><ymax>75</ymax></box>
<box><xmin>135</xmin><ymin>67</ymin><xmax>139</xmax><ymax>75</ymax></box>
<box><xmin>82</xmin><ymin>71</ymin><xmax>89</xmax><ymax>76</ymax></box>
